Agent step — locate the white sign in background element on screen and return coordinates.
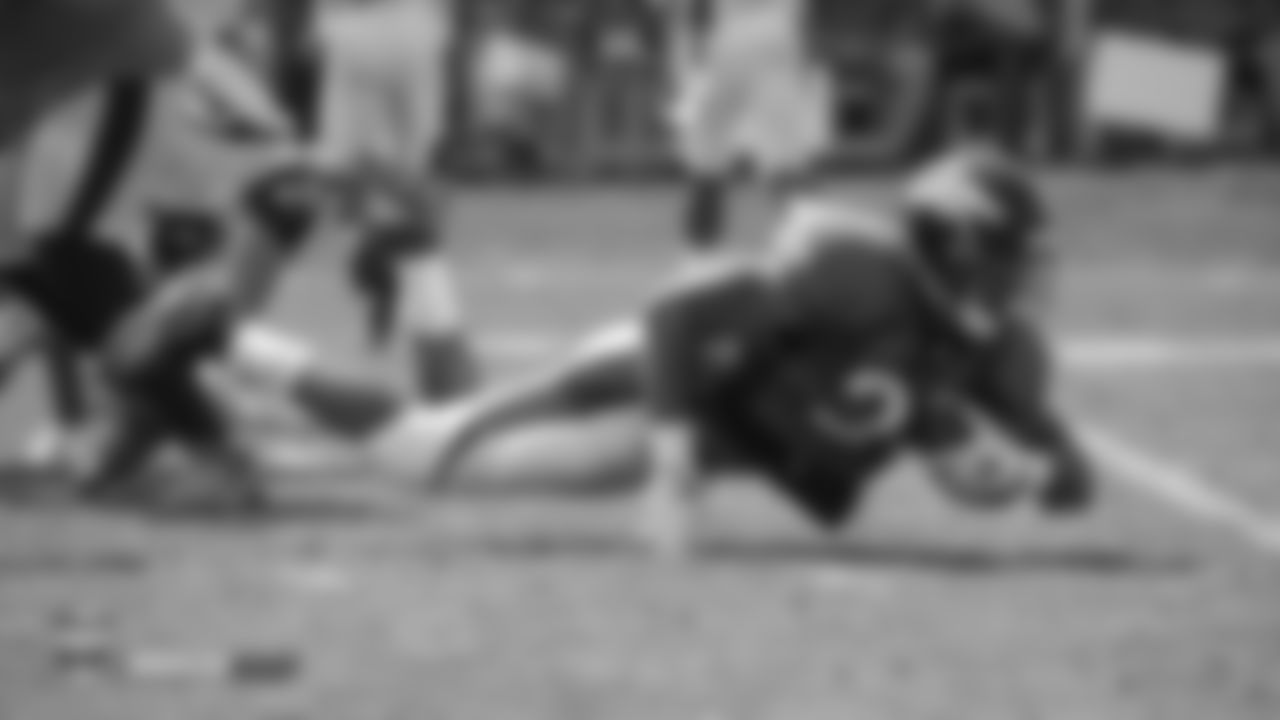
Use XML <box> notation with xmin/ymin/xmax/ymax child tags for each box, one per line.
<box><xmin>1083</xmin><ymin>31</ymin><xmax>1228</xmax><ymax>142</ymax></box>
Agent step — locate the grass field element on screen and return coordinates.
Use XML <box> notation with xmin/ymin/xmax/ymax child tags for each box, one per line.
<box><xmin>1</xmin><ymin>167</ymin><xmax>1279</xmax><ymax>720</ymax></box>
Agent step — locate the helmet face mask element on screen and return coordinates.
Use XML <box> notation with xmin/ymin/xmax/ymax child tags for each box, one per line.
<box><xmin>904</xmin><ymin>149</ymin><xmax>1047</xmax><ymax>324</ymax></box>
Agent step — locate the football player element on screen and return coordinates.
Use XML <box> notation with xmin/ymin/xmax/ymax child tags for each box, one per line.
<box><xmin>2</xmin><ymin>0</ymin><xmax>297</xmax><ymax>469</ymax></box>
<box><xmin>300</xmin><ymin>0</ymin><xmax>477</xmax><ymax>400</ymax></box>
<box><xmin>662</xmin><ymin>0</ymin><xmax>834</xmax><ymax>258</ymax></box>
<box><xmin>0</xmin><ymin>163</ymin><xmax>320</xmax><ymax>512</ymax></box>
<box><xmin>233</xmin><ymin>147</ymin><xmax>1093</xmax><ymax>553</ymax></box>
<box><xmin>0</xmin><ymin>0</ymin><xmax>190</xmax><ymax>465</ymax></box>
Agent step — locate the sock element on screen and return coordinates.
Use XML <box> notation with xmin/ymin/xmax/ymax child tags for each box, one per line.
<box><xmin>683</xmin><ymin>173</ymin><xmax>729</xmax><ymax>252</ymax></box>
<box><xmin>400</xmin><ymin>254</ymin><xmax>480</xmax><ymax>401</ymax></box>
<box><xmin>350</xmin><ymin>222</ymin><xmax>420</xmax><ymax>348</ymax></box>
<box><xmin>229</xmin><ymin>324</ymin><xmax>317</xmax><ymax>387</ymax></box>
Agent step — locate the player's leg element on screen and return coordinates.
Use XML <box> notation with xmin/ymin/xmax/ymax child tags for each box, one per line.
<box><xmin>230</xmin><ymin>317</ymin><xmax>649</xmax><ymax>489</ymax></box>
<box><xmin>76</xmin><ymin>402</ymin><xmax>167</xmax><ymax>507</ymax></box>
<box><xmin>79</xmin><ymin>374</ymin><xmax>267</xmax><ymax>515</ymax></box>
<box><xmin>23</xmin><ymin>78</ymin><xmax>157</xmax><ymax>466</ymax></box>
<box><xmin>671</xmin><ymin>70</ymin><xmax>739</xmax><ymax>256</ymax></box>
<box><xmin>393</xmin><ymin>46</ymin><xmax>479</xmax><ymax>401</ymax></box>
<box><xmin>0</xmin><ymin>294</ymin><xmax>51</xmax><ymax>395</ymax></box>
<box><xmin>350</xmin><ymin>167</ymin><xmax>478</xmax><ymax>400</ymax></box>
<box><xmin>337</xmin><ymin>31</ymin><xmax>477</xmax><ymax>401</ymax></box>
<box><xmin>970</xmin><ymin>317</ymin><xmax>1094</xmax><ymax>514</ymax></box>
<box><xmin>88</xmin><ymin>278</ymin><xmax>272</xmax><ymax>511</ymax></box>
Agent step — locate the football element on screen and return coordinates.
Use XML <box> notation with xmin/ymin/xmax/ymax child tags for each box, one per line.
<box><xmin>926</xmin><ymin>407</ymin><xmax>1052</xmax><ymax>511</ymax></box>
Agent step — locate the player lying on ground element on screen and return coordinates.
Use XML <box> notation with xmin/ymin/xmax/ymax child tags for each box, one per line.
<box><xmin>0</xmin><ymin>0</ymin><xmax>297</xmax><ymax>467</ymax></box>
<box><xmin>235</xmin><ymin>147</ymin><xmax>1094</xmax><ymax>553</ymax></box>
<box><xmin>0</xmin><ymin>164</ymin><xmax>321</xmax><ymax>513</ymax></box>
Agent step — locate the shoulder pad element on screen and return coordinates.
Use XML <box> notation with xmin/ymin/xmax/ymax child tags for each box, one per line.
<box><xmin>768</xmin><ymin>198</ymin><xmax>905</xmax><ymax>268</ymax></box>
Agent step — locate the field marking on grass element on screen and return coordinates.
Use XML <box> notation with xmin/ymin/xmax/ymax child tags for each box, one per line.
<box><xmin>1080</xmin><ymin>425</ymin><xmax>1280</xmax><ymax>556</ymax></box>
<box><xmin>1064</xmin><ymin>333</ymin><xmax>1280</xmax><ymax>556</ymax></box>
<box><xmin>478</xmin><ymin>259</ymin><xmax>1280</xmax><ymax>294</ymax></box>
<box><xmin>1060</xmin><ymin>335</ymin><xmax>1280</xmax><ymax>370</ymax></box>
<box><xmin>483</xmin><ymin>332</ymin><xmax>1280</xmax><ymax>372</ymax></box>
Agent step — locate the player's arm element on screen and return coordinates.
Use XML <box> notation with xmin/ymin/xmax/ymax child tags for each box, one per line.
<box><xmin>638</xmin><ymin>260</ymin><xmax>776</xmax><ymax>559</ymax></box>
<box><xmin>956</xmin><ymin>319</ymin><xmax>1094</xmax><ymax>514</ymax></box>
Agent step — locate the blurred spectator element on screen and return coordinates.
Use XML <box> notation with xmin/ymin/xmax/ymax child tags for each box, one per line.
<box><xmin>1224</xmin><ymin>18</ymin><xmax>1280</xmax><ymax>156</ymax></box>
<box><xmin>924</xmin><ymin>0</ymin><xmax>1057</xmax><ymax>155</ymax></box>
<box><xmin>824</xmin><ymin>35</ymin><xmax>935</xmax><ymax>166</ymax></box>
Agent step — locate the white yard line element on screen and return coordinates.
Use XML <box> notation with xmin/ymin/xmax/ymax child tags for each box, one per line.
<box><xmin>1060</xmin><ymin>336</ymin><xmax>1280</xmax><ymax>370</ymax></box>
<box><xmin>1065</xmin><ymin>334</ymin><xmax>1280</xmax><ymax>556</ymax></box>
<box><xmin>484</xmin><ymin>331</ymin><xmax>1280</xmax><ymax>371</ymax></box>
<box><xmin>477</xmin><ymin>259</ymin><xmax>1280</xmax><ymax>293</ymax></box>
<box><xmin>1080</xmin><ymin>425</ymin><xmax>1280</xmax><ymax>556</ymax></box>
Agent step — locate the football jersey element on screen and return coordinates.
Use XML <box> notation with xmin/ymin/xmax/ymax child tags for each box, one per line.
<box><xmin>649</xmin><ymin>198</ymin><xmax>965</xmax><ymax>523</ymax></box>
<box><xmin>1</xmin><ymin>233</ymin><xmax>145</xmax><ymax>350</ymax></box>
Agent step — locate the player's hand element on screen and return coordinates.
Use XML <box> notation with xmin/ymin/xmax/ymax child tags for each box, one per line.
<box><xmin>636</xmin><ymin>423</ymin><xmax>700</xmax><ymax>562</ymax></box>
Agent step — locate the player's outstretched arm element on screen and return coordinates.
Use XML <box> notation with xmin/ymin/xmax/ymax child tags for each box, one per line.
<box><xmin>965</xmin><ymin>320</ymin><xmax>1095</xmax><ymax>514</ymax></box>
<box><xmin>633</xmin><ymin>260</ymin><xmax>776</xmax><ymax>559</ymax></box>
<box><xmin>228</xmin><ymin>319</ymin><xmax>648</xmax><ymax>486</ymax></box>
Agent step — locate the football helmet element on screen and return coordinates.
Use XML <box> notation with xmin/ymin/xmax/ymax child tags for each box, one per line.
<box><xmin>902</xmin><ymin>145</ymin><xmax>1047</xmax><ymax>328</ymax></box>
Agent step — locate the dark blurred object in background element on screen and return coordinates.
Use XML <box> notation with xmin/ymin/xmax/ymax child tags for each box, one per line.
<box><xmin>923</xmin><ymin>0</ymin><xmax>1058</xmax><ymax>157</ymax></box>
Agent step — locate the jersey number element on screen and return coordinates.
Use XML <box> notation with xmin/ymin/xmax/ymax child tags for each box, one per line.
<box><xmin>812</xmin><ymin>368</ymin><xmax>912</xmax><ymax>445</ymax></box>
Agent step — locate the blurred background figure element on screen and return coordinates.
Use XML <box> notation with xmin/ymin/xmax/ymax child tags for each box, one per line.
<box><xmin>923</xmin><ymin>0</ymin><xmax>1058</xmax><ymax>156</ymax></box>
<box><xmin>661</xmin><ymin>0</ymin><xmax>833</xmax><ymax>259</ymax></box>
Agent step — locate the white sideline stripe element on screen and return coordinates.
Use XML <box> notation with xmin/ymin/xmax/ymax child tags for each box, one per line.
<box><xmin>479</xmin><ymin>260</ymin><xmax>1280</xmax><ymax>292</ymax></box>
<box><xmin>1080</xmin><ymin>425</ymin><xmax>1280</xmax><ymax>556</ymax></box>
<box><xmin>1061</xmin><ymin>336</ymin><xmax>1280</xmax><ymax>370</ymax></box>
<box><xmin>483</xmin><ymin>332</ymin><xmax>1280</xmax><ymax>371</ymax></box>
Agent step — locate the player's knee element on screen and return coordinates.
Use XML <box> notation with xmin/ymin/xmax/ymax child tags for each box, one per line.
<box><xmin>362</xmin><ymin>405</ymin><xmax>458</xmax><ymax>479</ymax></box>
<box><xmin>556</xmin><ymin>320</ymin><xmax>647</xmax><ymax>410</ymax></box>
<box><xmin>684</xmin><ymin>173</ymin><xmax>731</xmax><ymax>247</ymax></box>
